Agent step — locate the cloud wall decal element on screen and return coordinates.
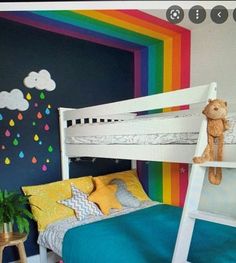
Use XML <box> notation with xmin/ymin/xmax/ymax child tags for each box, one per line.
<box><xmin>24</xmin><ymin>69</ymin><xmax>56</xmax><ymax>91</ymax></box>
<box><xmin>0</xmin><ymin>89</ymin><xmax>29</xmax><ymax>111</ymax></box>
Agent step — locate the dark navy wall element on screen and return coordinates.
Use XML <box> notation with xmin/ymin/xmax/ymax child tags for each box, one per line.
<box><xmin>0</xmin><ymin>18</ymin><xmax>133</xmax><ymax>262</ymax></box>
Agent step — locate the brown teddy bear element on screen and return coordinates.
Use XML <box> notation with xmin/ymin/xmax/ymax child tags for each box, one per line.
<box><xmin>193</xmin><ymin>99</ymin><xmax>229</xmax><ymax>185</ymax></box>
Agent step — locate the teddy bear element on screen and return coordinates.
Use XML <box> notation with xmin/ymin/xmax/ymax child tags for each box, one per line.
<box><xmin>193</xmin><ymin>99</ymin><xmax>229</xmax><ymax>185</ymax></box>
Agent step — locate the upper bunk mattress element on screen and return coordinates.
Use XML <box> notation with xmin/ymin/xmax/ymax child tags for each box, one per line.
<box><xmin>65</xmin><ymin>115</ymin><xmax>236</xmax><ymax>145</ymax></box>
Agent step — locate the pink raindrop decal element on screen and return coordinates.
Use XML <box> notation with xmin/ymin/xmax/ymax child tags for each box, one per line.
<box><xmin>44</xmin><ymin>124</ymin><xmax>50</xmax><ymax>131</ymax></box>
<box><xmin>34</xmin><ymin>103</ymin><xmax>38</xmax><ymax>107</ymax></box>
<box><xmin>5</xmin><ymin>129</ymin><xmax>11</xmax><ymax>137</ymax></box>
<box><xmin>42</xmin><ymin>164</ymin><xmax>47</xmax><ymax>172</ymax></box>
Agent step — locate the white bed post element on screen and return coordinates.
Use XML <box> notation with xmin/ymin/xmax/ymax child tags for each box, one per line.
<box><xmin>172</xmin><ymin>82</ymin><xmax>217</xmax><ymax>263</ymax></box>
<box><xmin>131</xmin><ymin>160</ymin><xmax>137</xmax><ymax>169</ymax></box>
<box><xmin>58</xmin><ymin>108</ymin><xmax>70</xmax><ymax>180</ymax></box>
<box><xmin>39</xmin><ymin>245</ymin><xmax>47</xmax><ymax>263</ymax></box>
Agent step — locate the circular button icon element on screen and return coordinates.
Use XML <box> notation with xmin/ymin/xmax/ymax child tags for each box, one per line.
<box><xmin>166</xmin><ymin>5</ymin><xmax>184</xmax><ymax>24</ymax></box>
<box><xmin>233</xmin><ymin>9</ymin><xmax>236</xmax><ymax>22</ymax></box>
<box><xmin>189</xmin><ymin>5</ymin><xmax>206</xmax><ymax>24</ymax></box>
<box><xmin>211</xmin><ymin>5</ymin><xmax>228</xmax><ymax>24</ymax></box>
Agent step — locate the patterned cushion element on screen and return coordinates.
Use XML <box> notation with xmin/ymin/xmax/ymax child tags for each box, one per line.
<box><xmin>110</xmin><ymin>179</ymin><xmax>141</xmax><ymax>208</ymax></box>
<box><xmin>58</xmin><ymin>184</ymin><xmax>102</xmax><ymax>220</ymax></box>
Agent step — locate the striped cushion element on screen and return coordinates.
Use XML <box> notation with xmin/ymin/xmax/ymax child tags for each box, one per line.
<box><xmin>58</xmin><ymin>184</ymin><xmax>102</xmax><ymax>220</ymax></box>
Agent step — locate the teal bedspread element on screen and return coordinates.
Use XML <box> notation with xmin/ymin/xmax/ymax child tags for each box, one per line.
<box><xmin>62</xmin><ymin>205</ymin><xmax>236</xmax><ymax>263</ymax></box>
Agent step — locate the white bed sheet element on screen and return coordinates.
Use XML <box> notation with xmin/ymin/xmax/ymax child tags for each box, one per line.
<box><xmin>66</xmin><ymin>116</ymin><xmax>236</xmax><ymax>145</ymax></box>
<box><xmin>37</xmin><ymin>200</ymin><xmax>158</xmax><ymax>256</ymax></box>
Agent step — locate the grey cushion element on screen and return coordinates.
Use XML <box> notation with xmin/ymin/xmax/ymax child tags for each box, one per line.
<box><xmin>110</xmin><ymin>179</ymin><xmax>141</xmax><ymax>208</ymax></box>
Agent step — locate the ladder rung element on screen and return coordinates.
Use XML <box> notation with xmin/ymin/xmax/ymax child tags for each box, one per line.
<box><xmin>189</xmin><ymin>210</ymin><xmax>236</xmax><ymax>227</ymax></box>
<box><xmin>198</xmin><ymin>161</ymin><xmax>236</xmax><ymax>168</ymax></box>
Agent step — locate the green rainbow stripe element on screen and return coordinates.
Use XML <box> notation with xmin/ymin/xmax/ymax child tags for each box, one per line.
<box><xmin>0</xmin><ymin>10</ymin><xmax>190</xmax><ymax>207</ymax></box>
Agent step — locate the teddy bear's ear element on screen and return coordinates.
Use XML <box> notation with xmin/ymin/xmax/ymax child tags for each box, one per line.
<box><xmin>224</xmin><ymin>101</ymin><xmax>227</xmax><ymax>107</ymax></box>
<box><xmin>208</xmin><ymin>99</ymin><xmax>213</xmax><ymax>103</ymax></box>
<box><xmin>202</xmin><ymin>109</ymin><xmax>206</xmax><ymax>115</ymax></box>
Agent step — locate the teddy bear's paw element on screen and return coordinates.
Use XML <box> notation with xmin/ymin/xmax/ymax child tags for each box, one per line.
<box><xmin>208</xmin><ymin>174</ymin><xmax>222</xmax><ymax>185</ymax></box>
<box><xmin>193</xmin><ymin>156</ymin><xmax>204</xmax><ymax>163</ymax></box>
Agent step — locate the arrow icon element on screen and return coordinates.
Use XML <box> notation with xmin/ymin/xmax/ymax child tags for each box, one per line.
<box><xmin>217</xmin><ymin>12</ymin><xmax>222</xmax><ymax>18</ymax></box>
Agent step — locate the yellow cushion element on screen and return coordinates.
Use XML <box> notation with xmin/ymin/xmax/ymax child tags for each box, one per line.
<box><xmin>22</xmin><ymin>176</ymin><xmax>94</xmax><ymax>231</ymax></box>
<box><xmin>88</xmin><ymin>178</ymin><xmax>122</xmax><ymax>215</ymax></box>
<box><xmin>95</xmin><ymin>170</ymin><xmax>149</xmax><ymax>201</ymax></box>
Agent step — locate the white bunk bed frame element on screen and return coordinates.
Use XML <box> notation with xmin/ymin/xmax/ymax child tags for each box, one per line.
<box><xmin>40</xmin><ymin>82</ymin><xmax>236</xmax><ymax>263</ymax></box>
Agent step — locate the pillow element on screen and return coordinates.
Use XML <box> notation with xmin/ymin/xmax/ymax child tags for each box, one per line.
<box><xmin>110</xmin><ymin>179</ymin><xmax>141</xmax><ymax>208</ymax></box>
<box><xmin>88</xmin><ymin>178</ymin><xmax>122</xmax><ymax>215</ymax></box>
<box><xmin>58</xmin><ymin>184</ymin><xmax>102</xmax><ymax>220</ymax></box>
<box><xmin>22</xmin><ymin>176</ymin><xmax>94</xmax><ymax>231</ymax></box>
<box><xmin>95</xmin><ymin>170</ymin><xmax>149</xmax><ymax>201</ymax></box>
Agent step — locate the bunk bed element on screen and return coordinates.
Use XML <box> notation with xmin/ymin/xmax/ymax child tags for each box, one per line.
<box><xmin>38</xmin><ymin>82</ymin><xmax>236</xmax><ymax>263</ymax></box>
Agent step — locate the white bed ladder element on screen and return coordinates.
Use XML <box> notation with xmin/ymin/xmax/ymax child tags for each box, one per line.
<box><xmin>172</xmin><ymin>122</ymin><xmax>236</xmax><ymax>263</ymax></box>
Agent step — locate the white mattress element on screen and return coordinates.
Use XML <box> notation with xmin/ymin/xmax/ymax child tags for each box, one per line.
<box><xmin>66</xmin><ymin>116</ymin><xmax>236</xmax><ymax>145</ymax></box>
<box><xmin>37</xmin><ymin>200</ymin><xmax>158</xmax><ymax>256</ymax></box>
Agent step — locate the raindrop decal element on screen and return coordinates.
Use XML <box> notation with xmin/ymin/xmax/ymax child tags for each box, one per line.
<box><xmin>37</xmin><ymin>112</ymin><xmax>42</xmax><ymax>119</ymax></box>
<box><xmin>32</xmin><ymin>156</ymin><xmax>37</xmax><ymax>164</ymax></box>
<box><xmin>39</xmin><ymin>141</ymin><xmax>42</xmax><ymax>145</ymax></box>
<box><xmin>44</xmin><ymin>124</ymin><xmax>50</xmax><ymax>131</ymax></box>
<box><xmin>9</xmin><ymin>119</ymin><xmax>15</xmax><ymax>127</ymax></box>
<box><xmin>17</xmin><ymin>133</ymin><xmax>20</xmax><ymax>138</ymax></box>
<box><xmin>17</xmin><ymin>113</ymin><xmax>23</xmax><ymax>120</ymax></box>
<box><xmin>34</xmin><ymin>134</ymin><xmax>39</xmax><ymax>141</ymax></box>
<box><xmin>5</xmin><ymin>130</ymin><xmax>11</xmax><ymax>137</ymax></box>
<box><xmin>34</xmin><ymin>103</ymin><xmax>38</xmax><ymax>107</ymax></box>
<box><xmin>48</xmin><ymin>145</ymin><xmax>53</xmax><ymax>153</ymax></box>
<box><xmin>5</xmin><ymin>157</ymin><xmax>10</xmax><ymax>165</ymax></box>
<box><xmin>13</xmin><ymin>138</ymin><xmax>19</xmax><ymax>146</ymax></box>
<box><xmin>40</xmin><ymin>92</ymin><xmax>45</xmax><ymax>100</ymax></box>
<box><xmin>32</xmin><ymin>121</ymin><xmax>36</xmax><ymax>126</ymax></box>
<box><xmin>47</xmin><ymin>104</ymin><xmax>51</xmax><ymax>109</ymax></box>
<box><xmin>45</xmin><ymin>108</ymin><xmax>50</xmax><ymax>115</ymax></box>
<box><xmin>26</xmin><ymin>93</ymin><xmax>32</xmax><ymax>100</ymax></box>
<box><xmin>1</xmin><ymin>145</ymin><xmax>6</xmax><ymax>150</ymax></box>
<box><xmin>46</xmin><ymin>158</ymin><xmax>50</xmax><ymax>163</ymax></box>
<box><xmin>42</xmin><ymin>164</ymin><xmax>47</xmax><ymax>172</ymax></box>
<box><xmin>0</xmin><ymin>114</ymin><xmax>3</xmax><ymax>120</ymax></box>
<box><xmin>19</xmin><ymin>151</ymin><xmax>24</xmax><ymax>158</ymax></box>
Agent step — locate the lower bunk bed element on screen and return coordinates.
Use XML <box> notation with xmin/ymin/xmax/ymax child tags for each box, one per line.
<box><xmin>38</xmin><ymin>203</ymin><xmax>236</xmax><ymax>263</ymax></box>
<box><xmin>29</xmin><ymin>83</ymin><xmax>236</xmax><ymax>263</ymax></box>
